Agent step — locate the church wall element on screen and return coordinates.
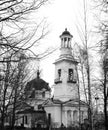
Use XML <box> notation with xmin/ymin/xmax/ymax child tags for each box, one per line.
<box><xmin>45</xmin><ymin>105</ymin><xmax>61</xmax><ymax>128</ymax></box>
<box><xmin>35</xmin><ymin>90</ymin><xmax>50</xmax><ymax>99</ymax></box>
<box><xmin>61</xmin><ymin>105</ymin><xmax>88</xmax><ymax>127</ymax></box>
<box><xmin>44</xmin><ymin>104</ymin><xmax>88</xmax><ymax>128</ymax></box>
<box><xmin>16</xmin><ymin>113</ymin><xmax>32</xmax><ymax>128</ymax></box>
<box><xmin>62</xmin><ymin>106</ymin><xmax>78</xmax><ymax>127</ymax></box>
<box><xmin>80</xmin><ymin>107</ymin><xmax>88</xmax><ymax>123</ymax></box>
<box><xmin>45</xmin><ymin>91</ymin><xmax>51</xmax><ymax>98</ymax></box>
<box><xmin>54</xmin><ymin>60</ymin><xmax>77</xmax><ymax>84</ymax></box>
<box><xmin>60</xmin><ymin>48</ymin><xmax>72</xmax><ymax>56</ymax></box>
<box><xmin>54</xmin><ymin>60</ymin><xmax>78</xmax><ymax>101</ymax></box>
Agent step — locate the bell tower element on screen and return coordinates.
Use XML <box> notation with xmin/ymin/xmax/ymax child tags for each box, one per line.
<box><xmin>53</xmin><ymin>28</ymin><xmax>79</xmax><ymax>101</ymax></box>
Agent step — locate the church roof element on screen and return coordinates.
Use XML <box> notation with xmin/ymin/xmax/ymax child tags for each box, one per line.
<box><xmin>25</xmin><ymin>77</ymin><xmax>50</xmax><ymax>91</ymax></box>
<box><xmin>42</xmin><ymin>98</ymin><xmax>63</xmax><ymax>106</ymax></box>
<box><xmin>54</xmin><ymin>55</ymin><xmax>78</xmax><ymax>64</ymax></box>
<box><xmin>16</xmin><ymin>101</ymin><xmax>46</xmax><ymax>114</ymax></box>
<box><xmin>52</xmin><ymin>99</ymin><xmax>63</xmax><ymax>104</ymax></box>
<box><xmin>63</xmin><ymin>99</ymin><xmax>88</xmax><ymax>107</ymax></box>
<box><xmin>16</xmin><ymin>101</ymin><xmax>34</xmax><ymax>109</ymax></box>
<box><xmin>17</xmin><ymin>109</ymin><xmax>46</xmax><ymax>114</ymax></box>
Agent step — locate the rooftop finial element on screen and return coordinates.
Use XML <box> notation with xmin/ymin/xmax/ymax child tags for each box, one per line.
<box><xmin>60</xmin><ymin>28</ymin><xmax>72</xmax><ymax>37</ymax></box>
<box><xmin>37</xmin><ymin>69</ymin><xmax>40</xmax><ymax>79</ymax></box>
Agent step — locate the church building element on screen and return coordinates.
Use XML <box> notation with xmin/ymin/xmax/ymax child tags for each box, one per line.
<box><xmin>13</xmin><ymin>29</ymin><xmax>88</xmax><ymax>128</ymax></box>
<box><xmin>43</xmin><ymin>28</ymin><xmax>88</xmax><ymax>128</ymax></box>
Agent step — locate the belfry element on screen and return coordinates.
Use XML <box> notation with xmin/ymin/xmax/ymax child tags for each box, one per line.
<box><xmin>54</xmin><ymin>28</ymin><xmax>78</xmax><ymax>101</ymax></box>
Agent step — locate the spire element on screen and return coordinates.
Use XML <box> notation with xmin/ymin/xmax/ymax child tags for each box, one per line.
<box><xmin>37</xmin><ymin>69</ymin><xmax>40</xmax><ymax>79</ymax></box>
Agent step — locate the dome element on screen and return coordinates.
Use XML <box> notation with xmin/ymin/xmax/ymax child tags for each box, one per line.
<box><xmin>25</xmin><ymin>77</ymin><xmax>50</xmax><ymax>91</ymax></box>
<box><xmin>61</xmin><ymin>28</ymin><xmax>73</xmax><ymax>37</ymax></box>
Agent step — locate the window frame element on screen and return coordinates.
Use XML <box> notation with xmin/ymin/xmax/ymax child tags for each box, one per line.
<box><xmin>58</xmin><ymin>69</ymin><xmax>61</xmax><ymax>78</ymax></box>
<box><xmin>68</xmin><ymin>68</ymin><xmax>73</xmax><ymax>81</ymax></box>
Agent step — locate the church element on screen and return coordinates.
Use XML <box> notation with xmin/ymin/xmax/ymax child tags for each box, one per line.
<box><xmin>15</xmin><ymin>29</ymin><xmax>88</xmax><ymax>128</ymax></box>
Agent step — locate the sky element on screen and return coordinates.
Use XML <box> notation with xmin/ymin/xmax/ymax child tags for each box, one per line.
<box><xmin>29</xmin><ymin>0</ymin><xmax>98</xmax><ymax>86</ymax></box>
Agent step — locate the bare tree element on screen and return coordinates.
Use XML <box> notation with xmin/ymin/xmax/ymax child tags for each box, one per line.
<box><xmin>0</xmin><ymin>57</ymin><xmax>11</xmax><ymax>130</ymax></box>
<box><xmin>10</xmin><ymin>53</ymin><xmax>29</xmax><ymax>130</ymax></box>
<box><xmin>0</xmin><ymin>0</ymin><xmax>50</xmax><ymax>61</ymax></box>
<box><xmin>0</xmin><ymin>1</ymin><xmax>55</xmax><ymax>130</ymax></box>
<box><xmin>0</xmin><ymin>0</ymin><xmax>48</xmax><ymax>22</ymax></box>
<box><xmin>73</xmin><ymin>0</ymin><xmax>96</xmax><ymax>129</ymax></box>
<box><xmin>94</xmin><ymin>1</ymin><xmax>108</xmax><ymax>130</ymax></box>
<box><xmin>0</xmin><ymin>52</ymin><xmax>29</xmax><ymax>130</ymax></box>
<box><xmin>98</xmin><ymin>36</ymin><xmax>108</xmax><ymax>130</ymax></box>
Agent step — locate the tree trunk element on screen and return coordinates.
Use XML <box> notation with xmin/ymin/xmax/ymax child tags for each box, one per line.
<box><xmin>76</xmin><ymin>66</ymin><xmax>81</xmax><ymax>129</ymax></box>
<box><xmin>1</xmin><ymin>61</ymin><xmax>10</xmax><ymax>130</ymax></box>
<box><xmin>103</xmin><ymin>66</ymin><xmax>108</xmax><ymax>130</ymax></box>
<box><xmin>80</xmin><ymin>63</ymin><xmax>88</xmax><ymax>103</ymax></box>
<box><xmin>11</xmin><ymin>92</ymin><xmax>17</xmax><ymax>130</ymax></box>
<box><xmin>87</xmin><ymin>65</ymin><xmax>93</xmax><ymax>130</ymax></box>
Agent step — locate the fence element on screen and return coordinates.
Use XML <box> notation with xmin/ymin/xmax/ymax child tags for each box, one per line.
<box><xmin>3</xmin><ymin>124</ymin><xmax>105</xmax><ymax>130</ymax></box>
<box><xmin>3</xmin><ymin>126</ymin><xmax>80</xmax><ymax>130</ymax></box>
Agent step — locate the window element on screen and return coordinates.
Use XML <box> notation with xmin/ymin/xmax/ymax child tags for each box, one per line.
<box><xmin>42</xmin><ymin>91</ymin><xmax>45</xmax><ymax>98</ymax></box>
<box><xmin>73</xmin><ymin>110</ymin><xmax>78</xmax><ymax>122</ymax></box>
<box><xmin>31</xmin><ymin>89</ymin><xmax>35</xmax><ymax>98</ymax></box>
<box><xmin>81</xmin><ymin>111</ymin><xmax>84</xmax><ymax>121</ymax></box>
<box><xmin>67</xmin><ymin>110</ymin><xmax>72</xmax><ymax>122</ymax></box>
<box><xmin>5</xmin><ymin>116</ymin><xmax>9</xmax><ymax>123</ymax></box>
<box><xmin>55</xmin><ymin>69</ymin><xmax>62</xmax><ymax>84</ymax></box>
<box><xmin>22</xmin><ymin>115</ymin><xmax>28</xmax><ymax>124</ymax></box>
<box><xmin>58</xmin><ymin>69</ymin><xmax>61</xmax><ymax>78</ymax></box>
<box><xmin>68</xmin><ymin>69</ymin><xmax>73</xmax><ymax>81</ymax></box>
<box><xmin>25</xmin><ymin>116</ymin><xmax>28</xmax><ymax>124</ymax></box>
<box><xmin>22</xmin><ymin>116</ymin><xmax>24</xmax><ymax>125</ymax></box>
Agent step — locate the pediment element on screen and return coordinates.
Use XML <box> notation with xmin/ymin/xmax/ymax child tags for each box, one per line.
<box><xmin>42</xmin><ymin>98</ymin><xmax>87</xmax><ymax>108</ymax></box>
<box><xmin>63</xmin><ymin>99</ymin><xmax>87</xmax><ymax>107</ymax></box>
<box><xmin>42</xmin><ymin>98</ymin><xmax>63</xmax><ymax>106</ymax></box>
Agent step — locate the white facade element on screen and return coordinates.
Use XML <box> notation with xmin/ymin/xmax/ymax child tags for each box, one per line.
<box><xmin>44</xmin><ymin>29</ymin><xmax>88</xmax><ymax>128</ymax></box>
<box><xmin>44</xmin><ymin>99</ymin><xmax>88</xmax><ymax>128</ymax></box>
<box><xmin>53</xmin><ymin>60</ymin><xmax>78</xmax><ymax>101</ymax></box>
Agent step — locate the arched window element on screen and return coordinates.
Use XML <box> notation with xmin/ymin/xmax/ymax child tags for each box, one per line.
<box><xmin>67</xmin><ymin>110</ymin><xmax>71</xmax><ymax>119</ymax></box>
<box><xmin>81</xmin><ymin>111</ymin><xmax>84</xmax><ymax>121</ymax></box>
<box><xmin>67</xmin><ymin>110</ymin><xmax>72</xmax><ymax>126</ymax></box>
<box><xmin>25</xmin><ymin>115</ymin><xmax>28</xmax><ymax>124</ymax></box>
<box><xmin>42</xmin><ymin>91</ymin><xmax>45</xmax><ymax>98</ymax></box>
<box><xmin>73</xmin><ymin>110</ymin><xmax>78</xmax><ymax>122</ymax></box>
<box><xmin>68</xmin><ymin>69</ymin><xmax>73</xmax><ymax>81</ymax></box>
<box><xmin>58</xmin><ymin>69</ymin><xmax>61</xmax><ymax>79</ymax></box>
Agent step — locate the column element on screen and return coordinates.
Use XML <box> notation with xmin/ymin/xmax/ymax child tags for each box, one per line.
<box><xmin>65</xmin><ymin>111</ymin><xmax>67</xmax><ymax>127</ymax></box>
<box><xmin>71</xmin><ymin>111</ymin><xmax>73</xmax><ymax>124</ymax></box>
